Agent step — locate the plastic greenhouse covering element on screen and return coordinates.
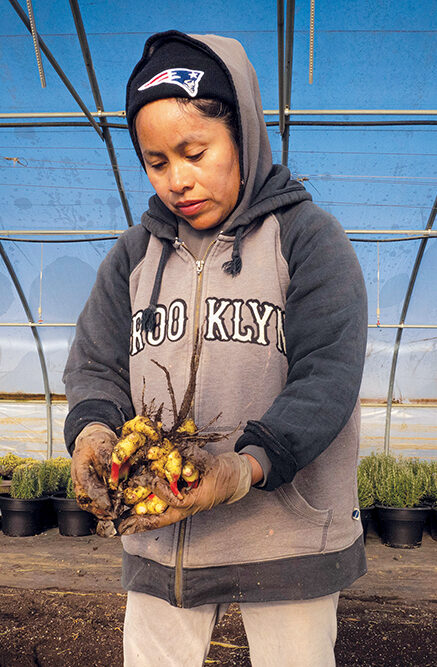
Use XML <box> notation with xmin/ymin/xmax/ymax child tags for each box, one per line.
<box><xmin>0</xmin><ymin>0</ymin><xmax>436</xmax><ymax>460</ymax></box>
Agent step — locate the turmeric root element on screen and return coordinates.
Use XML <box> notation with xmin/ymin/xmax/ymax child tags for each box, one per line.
<box><xmin>110</xmin><ymin>432</ymin><xmax>146</xmax><ymax>488</ymax></box>
<box><xmin>177</xmin><ymin>418</ymin><xmax>197</xmax><ymax>435</ymax></box>
<box><xmin>134</xmin><ymin>494</ymin><xmax>168</xmax><ymax>515</ymax></box>
<box><xmin>164</xmin><ymin>449</ymin><xmax>183</xmax><ymax>499</ymax></box>
<box><xmin>98</xmin><ymin>337</ymin><xmax>233</xmax><ymax>529</ymax></box>
<box><xmin>123</xmin><ymin>485</ymin><xmax>151</xmax><ymax>505</ymax></box>
<box><xmin>121</xmin><ymin>415</ymin><xmax>160</xmax><ymax>440</ymax></box>
<box><xmin>182</xmin><ymin>461</ymin><xmax>200</xmax><ymax>487</ymax></box>
<box><xmin>113</xmin><ymin>432</ymin><xmax>146</xmax><ymax>465</ymax></box>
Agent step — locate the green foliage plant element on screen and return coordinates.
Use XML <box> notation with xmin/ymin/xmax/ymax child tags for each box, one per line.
<box><xmin>39</xmin><ymin>459</ymin><xmax>62</xmax><ymax>496</ymax></box>
<box><xmin>56</xmin><ymin>459</ymin><xmax>72</xmax><ymax>494</ymax></box>
<box><xmin>357</xmin><ymin>465</ymin><xmax>374</xmax><ymax>508</ymax></box>
<box><xmin>10</xmin><ymin>462</ymin><xmax>44</xmax><ymax>500</ymax></box>
<box><xmin>66</xmin><ymin>475</ymin><xmax>76</xmax><ymax>500</ymax></box>
<box><xmin>374</xmin><ymin>459</ymin><xmax>427</xmax><ymax>508</ymax></box>
<box><xmin>359</xmin><ymin>452</ymin><xmax>396</xmax><ymax>483</ymax></box>
<box><xmin>417</xmin><ymin>460</ymin><xmax>437</xmax><ymax>506</ymax></box>
<box><xmin>39</xmin><ymin>457</ymin><xmax>72</xmax><ymax>496</ymax></box>
<box><xmin>0</xmin><ymin>453</ymin><xmax>36</xmax><ymax>479</ymax></box>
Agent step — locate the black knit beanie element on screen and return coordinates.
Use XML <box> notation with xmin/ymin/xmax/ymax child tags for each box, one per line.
<box><xmin>126</xmin><ymin>31</ymin><xmax>236</xmax><ymax>167</ymax></box>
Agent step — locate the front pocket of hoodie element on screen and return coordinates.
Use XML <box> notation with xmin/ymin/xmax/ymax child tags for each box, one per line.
<box><xmin>276</xmin><ymin>483</ymin><xmax>333</xmax><ymax>550</ymax></box>
<box><xmin>184</xmin><ymin>483</ymin><xmax>333</xmax><ymax>568</ymax></box>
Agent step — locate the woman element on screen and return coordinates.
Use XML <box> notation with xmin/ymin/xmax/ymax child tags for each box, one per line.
<box><xmin>64</xmin><ymin>31</ymin><xmax>368</xmax><ymax>666</ymax></box>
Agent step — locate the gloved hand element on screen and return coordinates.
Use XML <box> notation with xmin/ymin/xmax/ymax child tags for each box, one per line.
<box><xmin>71</xmin><ymin>423</ymin><xmax>117</xmax><ymax>519</ymax></box>
<box><xmin>118</xmin><ymin>450</ymin><xmax>253</xmax><ymax>535</ymax></box>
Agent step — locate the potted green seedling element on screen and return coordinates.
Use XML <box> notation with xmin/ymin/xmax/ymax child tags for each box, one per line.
<box><xmin>51</xmin><ymin>460</ymin><xmax>97</xmax><ymax>536</ymax></box>
<box><xmin>0</xmin><ymin>460</ymin><xmax>52</xmax><ymax>536</ymax></box>
<box><xmin>0</xmin><ymin>453</ymin><xmax>33</xmax><ymax>495</ymax></box>
<box><xmin>374</xmin><ymin>457</ymin><xmax>431</xmax><ymax>548</ymax></box>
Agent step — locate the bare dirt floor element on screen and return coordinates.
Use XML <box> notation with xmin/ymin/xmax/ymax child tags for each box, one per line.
<box><xmin>0</xmin><ymin>524</ymin><xmax>436</xmax><ymax>667</ymax></box>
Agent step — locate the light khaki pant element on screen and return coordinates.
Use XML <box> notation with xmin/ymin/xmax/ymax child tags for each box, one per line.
<box><xmin>124</xmin><ymin>590</ymin><xmax>340</xmax><ymax>667</ymax></box>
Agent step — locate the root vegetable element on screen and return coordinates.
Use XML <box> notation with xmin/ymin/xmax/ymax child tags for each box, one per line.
<box><xmin>150</xmin><ymin>458</ymin><xmax>166</xmax><ymax>478</ymax></box>
<box><xmin>134</xmin><ymin>494</ymin><xmax>168</xmax><ymax>515</ymax></box>
<box><xmin>123</xmin><ymin>485</ymin><xmax>151</xmax><ymax>505</ymax></box>
<box><xmin>121</xmin><ymin>415</ymin><xmax>160</xmax><ymax>440</ymax></box>
<box><xmin>113</xmin><ymin>432</ymin><xmax>146</xmax><ymax>465</ymax></box>
<box><xmin>92</xmin><ymin>334</ymin><xmax>233</xmax><ymax>530</ymax></box>
<box><xmin>182</xmin><ymin>461</ymin><xmax>200</xmax><ymax>485</ymax></box>
<box><xmin>110</xmin><ymin>432</ymin><xmax>146</xmax><ymax>488</ymax></box>
<box><xmin>177</xmin><ymin>419</ymin><xmax>197</xmax><ymax>435</ymax></box>
<box><xmin>164</xmin><ymin>449</ymin><xmax>183</xmax><ymax>498</ymax></box>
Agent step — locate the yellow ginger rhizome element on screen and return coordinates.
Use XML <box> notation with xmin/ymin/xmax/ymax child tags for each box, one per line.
<box><xmin>110</xmin><ymin>414</ymin><xmax>201</xmax><ymax>515</ymax></box>
<box><xmin>107</xmin><ymin>337</ymin><xmax>229</xmax><ymax>519</ymax></box>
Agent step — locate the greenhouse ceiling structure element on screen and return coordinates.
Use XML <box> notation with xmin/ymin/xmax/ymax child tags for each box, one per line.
<box><xmin>0</xmin><ymin>0</ymin><xmax>436</xmax><ymax>460</ymax></box>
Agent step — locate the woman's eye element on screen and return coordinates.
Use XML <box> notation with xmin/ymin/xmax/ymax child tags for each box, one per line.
<box><xmin>187</xmin><ymin>150</ymin><xmax>205</xmax><ymax>162</ymax></box>
<box><xmin>150</xmin><ymin>161</ymin><xmax>166</xmax><ymax>170</ymax></box>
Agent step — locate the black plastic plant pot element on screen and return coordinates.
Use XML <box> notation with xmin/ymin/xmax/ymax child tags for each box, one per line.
<box><xmin>52</xmin><ymin>497</ymin><xmax>96</xmax><ymax>536</ymax></box>
<box><xmin>430</xmin><ymin>508</ymin><xmax>437</xmax><ymax>542</ymax></box>
<box><xmin>360</xmin><ymin>506</ymin><xmax>374</xmax><ymax>541</ymax></box>
<box><xmin>376</xmin><ymin>505</ymin><xmax>430</xmax><ymax>549</ymax></box>
<box><xmin>0</xmin><ymin>495</ymin><xmax>52</xmax><ymax>537</ymax></box>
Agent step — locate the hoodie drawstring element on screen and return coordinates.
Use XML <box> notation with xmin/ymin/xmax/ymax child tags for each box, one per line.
<box><xmin>142</xmin><ymin>239</ymin><xmax>173</xmax><ymax>332</ymax></box>
<box><xmin>143</xmin><ymin>228</ymin><xmax>244</xmax><ymax>333</ymax></box>
<box><xmin>222</xmin><ymin>226</ymin><xmax>244</xmax><ymax>277</ymax></box>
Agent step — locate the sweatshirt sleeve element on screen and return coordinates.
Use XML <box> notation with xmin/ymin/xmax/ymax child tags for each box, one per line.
<box><xmin>63</xmin><ymin>226</ymin><xmax>149</xmax><ymax>454</ymax></box>
<box><xmin>235</xmin><ymin>203</ymin><xmax>368</xmax><ymax>491</ymax></box>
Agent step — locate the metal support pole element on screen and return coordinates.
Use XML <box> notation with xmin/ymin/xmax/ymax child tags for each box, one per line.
<box><xmin>277</xmin><ymin>0</ymin><xmax>285</xmax><ymax>136</ymax></box>
<box><xmin>383</xmin><ymin>194</ymin><xmax>437</xmax><ymax>453</ymax></box>
<box><xmin>309</xmin><ymin>0</ymin><xmax>315</xmax><ymax>84</ymax></box>
<box><xmin>281</xmin><ymin>0</ymin><xmax>296</xmax><ymax>165</ymax></box>
<box><xmin>68</xmin><ymin>0</ymin><xmax>134</xmax><ymax>227</ymax></box>
<box><xmin>0</xmin><ymin>242</ymin><xmax>53</xmax><ymax>457</ymax></box>
<box><xmin>8</xmin><ymin>0</ymin><xmax>104</xmax><ymax>140</ymax></box>
<box><xmin>25</xmin><ymin>0</ymin><xmax>46</xmax><ymax>87</ymax></box>
<box><xmin>2</xmin><ymin>108</ymin><xmax>437</xmax><ymax>119</ymax></box>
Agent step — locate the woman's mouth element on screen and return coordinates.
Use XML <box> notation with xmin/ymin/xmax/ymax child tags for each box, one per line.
<box><xmin>174</xmin><ymin>200</ymin><xmax>207</xmax><ymax>216</ymax></box>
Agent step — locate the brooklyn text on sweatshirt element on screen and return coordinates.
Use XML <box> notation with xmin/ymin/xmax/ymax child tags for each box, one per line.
<box><xmin>130</xmin><ymin>297</ymin><xmax>286</xmax><ymax>354</ymax></box>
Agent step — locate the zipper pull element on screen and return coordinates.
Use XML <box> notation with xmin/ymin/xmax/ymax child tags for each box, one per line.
<box><xmin>195</xmin><ymin>259</ymin><xmax>204</xmax><ymax>275</ymax></box>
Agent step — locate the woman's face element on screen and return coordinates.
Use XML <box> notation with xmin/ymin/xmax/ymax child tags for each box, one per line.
<box><xmin>136</xmin><ymin>99</ymin><xmax>240</xmax><ymax>230</ymax></box>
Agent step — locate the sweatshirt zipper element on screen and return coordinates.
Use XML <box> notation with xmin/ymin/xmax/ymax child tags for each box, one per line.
<box><xmin>173</xmin><ymin>240</ymin><xmax>216</xmax><ymax>607</ymax></box>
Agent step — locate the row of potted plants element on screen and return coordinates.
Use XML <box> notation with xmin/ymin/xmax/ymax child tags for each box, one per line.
<box><xmin>0</xmin><ymin>453</ymin><xmax>96</xmax><ymax>537</ymax></box>
<box><xmin>357</xmin><ymin>453</ymin><xmax>437</xmax><ymax>548</ymax></box>
<box><xmin>2</xmin><ymin>450</ymin><xmax>436</xmax><ymax>545</ymax></box>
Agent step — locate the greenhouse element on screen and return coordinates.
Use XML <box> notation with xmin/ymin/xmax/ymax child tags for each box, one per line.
<box><xmin>1</xmin><ymin>1</ymin><xmax>436</xmax><ymax>462</ymax></box>
<box><xmin>0</xmin><ymin>1</ymin><xmax>436</xmax><ymax>665</ymax></box>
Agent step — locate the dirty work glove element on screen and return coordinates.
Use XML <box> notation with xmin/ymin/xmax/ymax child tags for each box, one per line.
<box><xmin>71</xmin><ymin>423</ymin><xmax>117</xmax><ymax>519</ymax></box>
<box><xmin>118</xmin><ymin>450</ymin><xmax>253</xmax><ymax>535</ymax></box>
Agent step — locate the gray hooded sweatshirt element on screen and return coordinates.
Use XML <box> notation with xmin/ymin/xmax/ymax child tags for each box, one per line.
<box><xmin>63</xmin><ymin>32</ymin><xmax>368</xmax><ymax>608</ymax></box>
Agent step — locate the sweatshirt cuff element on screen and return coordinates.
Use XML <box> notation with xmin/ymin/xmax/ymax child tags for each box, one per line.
<box><xmin>235</xmin><ymin>421</ymin><xmax>298</xmax><ymax>491</ymax></box>
<box><xmin>238</xmin><ymin>445</ymin><xmax>272</xmax><ymax>488</ymax></box>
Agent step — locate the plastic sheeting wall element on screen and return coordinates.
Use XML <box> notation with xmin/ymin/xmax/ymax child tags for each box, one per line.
<box><xmin>0</xmin><ymin>0</ymin><xmax>436</xmax><ymax>457</ymax></box>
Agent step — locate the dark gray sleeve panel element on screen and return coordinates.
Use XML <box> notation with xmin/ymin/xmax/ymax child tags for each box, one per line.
<box><xmin>63</xmin><ymin>224</ymin><xmax>150</xmax><ymax>452</ymax></box>
<box><xmin>235</xmin><ymin>202</ymin><xmax>368</xmax><ymax>491</ymax></box>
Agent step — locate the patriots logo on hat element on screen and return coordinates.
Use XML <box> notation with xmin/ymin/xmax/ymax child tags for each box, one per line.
<box><xmin>138</xmin><ymin>68</ymin><xmax>204</xmax><ymax>97</ymax></box>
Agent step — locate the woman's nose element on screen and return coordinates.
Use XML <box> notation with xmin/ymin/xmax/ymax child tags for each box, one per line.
<box><xmin>168</xmin><ymin>162</ymin><xmax>194</xmax><ymax>193</ymax></box>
